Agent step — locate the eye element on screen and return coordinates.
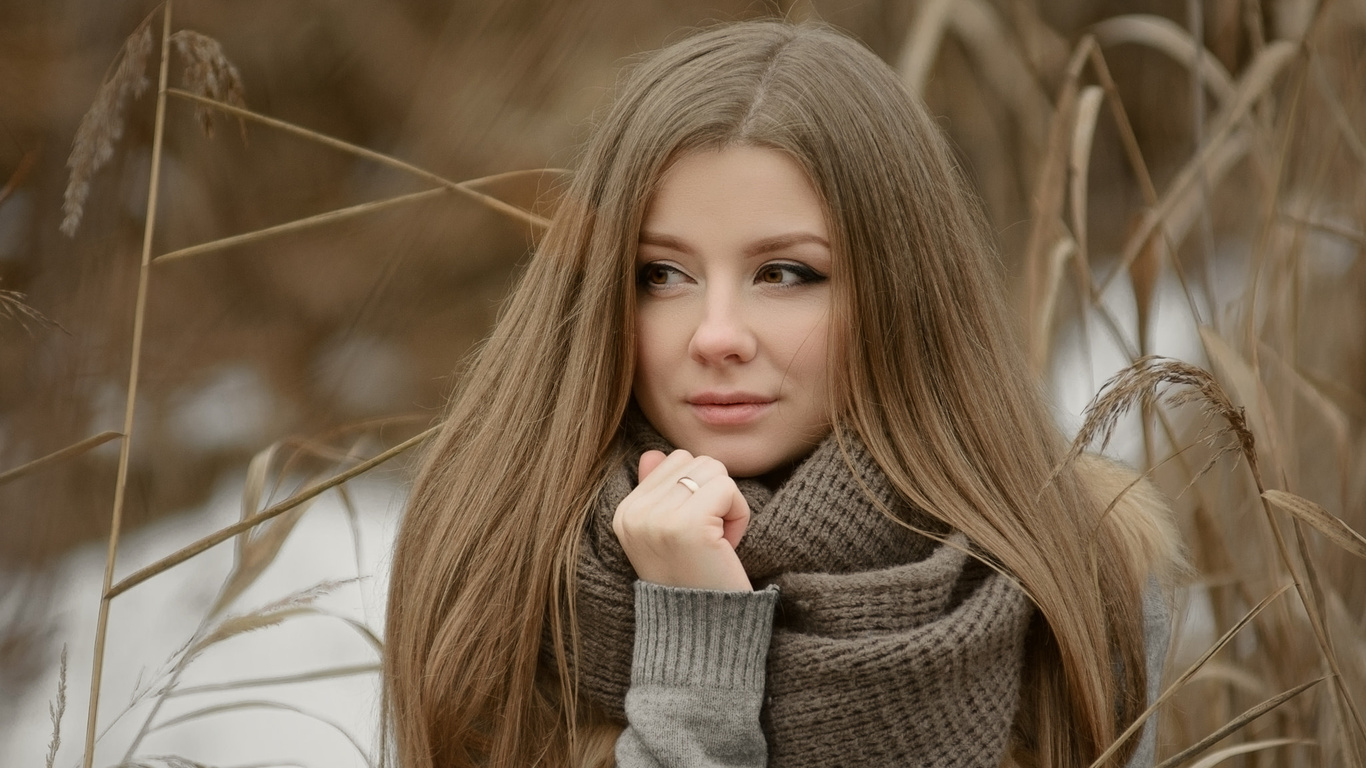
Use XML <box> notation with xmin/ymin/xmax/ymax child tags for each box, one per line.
<box><xmin>756</xmin><ymin>262</ymin><xmax>826</xmax><ymax>286</ymax></box>
<box><xmin>637</xmin><ymin>262</ymin><xmax>687</xmax><ymax>289</ymax></box>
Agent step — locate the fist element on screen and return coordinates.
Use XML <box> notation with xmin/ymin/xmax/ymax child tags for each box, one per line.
<box><xmin>612</xmin><ymin>449</ymin><xmax>753</xmax><ymax>592</ymax></box>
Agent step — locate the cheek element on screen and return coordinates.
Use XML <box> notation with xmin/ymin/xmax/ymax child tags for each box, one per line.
<box><xmin>797</xmin><ymin>338</ymin><xmax>832</xmax><ymax>414</ymax></box>
<box><xmin>632</xmin><ymin>309</ymin><xmax>678</xmax><ymax>396</ymax></box>
<box><xmin>776</xmin><ymin>309</ymin><xmax>832</xmax><ymax>382</ymax></box>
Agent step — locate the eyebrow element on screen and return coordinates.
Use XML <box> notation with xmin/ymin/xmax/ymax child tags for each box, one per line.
<box><xmin>638</xmin><ymin>231</ymin><xmax>830</xmax><ymax>258</ymax></box>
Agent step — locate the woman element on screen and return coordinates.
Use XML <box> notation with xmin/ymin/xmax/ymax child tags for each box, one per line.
<box><xmin>385</xmin><ymin>19</ymin><xmax>1180</xmax><ymax>768</ymax></box>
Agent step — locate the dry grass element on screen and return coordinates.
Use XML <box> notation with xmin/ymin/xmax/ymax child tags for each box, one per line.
<box><xmin>4</xmin><ymin>0</ymin><xmax>1364</xmax><ymax>766</ymax></box>
<box><xmin>44</xmin><ymin>646</ymin><xmax>67</xmax><ymax>768</ymax></box>
<box><xmin>0</xmin><ymin>431</ymin><xmax>121</xmax><ymax>488</ymax></box>
<box><xmin>1068</xmin><ymin>358</ymin><xmax>1365</xmax><ymax>765</ymax></box>
<box><xmin>1014</xmin><ymin>0</ymin><xmax>1366</xmax><ymax>763</ymax></box>
<box><xmin>0</xmin><ymin>285</ymin><xmax>61</xmax><ymax>335</ymax></box>
<box><xmin>60</xmin><ymin>11</ymin><xmax>154</xmax><ymax>237</ymax></box>
<box><xmin>167</xmin><ymin>30</ymin><xmax>245</xmax><ymax>139</ymax></box>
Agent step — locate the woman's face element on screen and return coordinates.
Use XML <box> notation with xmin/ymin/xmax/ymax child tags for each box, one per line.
<box><xmin>632</xmin><ymin>145</ymin><xmax>834</xmax><ymax>478</ymax></box>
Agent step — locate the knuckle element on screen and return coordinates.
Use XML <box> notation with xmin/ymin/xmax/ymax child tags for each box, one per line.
<box><xmin>703</xmin><ymin>455</ymin><xmax>729</xmax><ymax>475</ymax></box>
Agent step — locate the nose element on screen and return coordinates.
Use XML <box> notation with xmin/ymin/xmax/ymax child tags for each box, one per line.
<box><xmin>689</xmin><ymin>284</ymin><xmax>757</xmax><ymax>365</ymax></box>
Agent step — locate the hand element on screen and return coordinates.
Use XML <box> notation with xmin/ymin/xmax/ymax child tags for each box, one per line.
<box><xmin>612</xmin><ymin>449</ymin><xmax>753</xmax><ymax>592</ymax></box>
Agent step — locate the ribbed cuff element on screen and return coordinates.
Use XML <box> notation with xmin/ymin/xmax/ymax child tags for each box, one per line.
<box><xmin>631</xmin><ymin>581</ymin><xmax>779</xmax><ymax>692</ymax></box>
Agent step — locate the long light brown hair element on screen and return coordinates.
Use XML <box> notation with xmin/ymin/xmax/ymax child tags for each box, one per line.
<box><xmin>385</xmin><ymin>20</ymin><xmax>1171</xmax><ymax>768</ymax></box>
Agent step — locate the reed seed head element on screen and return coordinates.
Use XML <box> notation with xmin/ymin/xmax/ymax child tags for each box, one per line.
<box><xmin>171</xmin><ymin>30</ymin><xmax>247</xmax><ymax>139</ymax></box>
<box><xmin>60</xmin><ymin>16</ymin><xmax>154</xmax><ymax>237</ymax></box>
<box><xmin>0</xmin><ymin>285</ymin><xmax>60</xmax><ymax>334</ymax></box>
<box><xmin>43</xmin><ymin>645</ymin><xmax>66</xmax><ymax>768</ymax></box>
<box><xmin>1067</xmin><ymin>356</ymin><xmax>1257</xmax><ymax>475</ymax></box>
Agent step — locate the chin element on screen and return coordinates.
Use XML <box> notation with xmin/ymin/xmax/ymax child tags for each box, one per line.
<box><xmin>681</xmin><ymin>429</ymin><xmax>821</xmax><ymax>479</ymax></box>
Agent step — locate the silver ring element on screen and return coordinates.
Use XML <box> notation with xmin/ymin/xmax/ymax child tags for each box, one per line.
<box><xmin>677</xmin><ymin>477</ymin><xmax>700</xmax><ymax>493</ymax></box>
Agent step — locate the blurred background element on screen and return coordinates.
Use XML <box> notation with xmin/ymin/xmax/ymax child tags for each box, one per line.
<box><xmin>2</xmin><ymin>0</ymin><xmax>1363</xmax><ymax>766</ymax></box>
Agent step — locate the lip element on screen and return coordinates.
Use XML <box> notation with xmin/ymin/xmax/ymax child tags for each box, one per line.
<box><xmin>687</xmin><ymin>393</ymin><xmax>774</xmax><ymax>426</ymax></box>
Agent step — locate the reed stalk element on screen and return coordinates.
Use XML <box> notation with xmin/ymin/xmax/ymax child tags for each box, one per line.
<box><xmin>81</xmin><ymin>5</ymin><xmax>172</xmax><ymax>766</ymax></box>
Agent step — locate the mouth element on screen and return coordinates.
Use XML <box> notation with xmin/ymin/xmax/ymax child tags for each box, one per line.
<box><xmin>687</xmin><ymin>394</ymin><xmax>774</xmax><ymax>426</ymax></box>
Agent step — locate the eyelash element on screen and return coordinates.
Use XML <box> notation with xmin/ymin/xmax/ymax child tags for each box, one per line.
<box><xmin>635</xmin><ymin>262</ymin><xmax>827</xmax><ymax>290</ymax></box>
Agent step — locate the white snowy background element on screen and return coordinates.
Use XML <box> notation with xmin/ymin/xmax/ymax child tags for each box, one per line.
<box><xmin>3</xmin><ymin>473</ymin><xmax>404</xmax><ymax>768</ymax></box>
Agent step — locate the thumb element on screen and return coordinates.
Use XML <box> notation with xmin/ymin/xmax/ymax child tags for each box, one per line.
<box><xmin>721</xmin><ymin>489</ymin><xmax>750</xmax><ymax>550</ymax></box>
<box><xmin>637</xmin><ymin>450</ymin><xmax>667</xmax><ymax>482</ymax></box>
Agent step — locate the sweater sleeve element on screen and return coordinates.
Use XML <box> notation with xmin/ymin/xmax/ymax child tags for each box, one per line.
<box><xmin>615</xmin><ymin>581</ymin><xmax>780</xmax><ymax>768</ymax></box>
<box><xmin>1123</xmin><ymin>576</ymin><xmax>1173</xmax><ymax>768</ymax></box>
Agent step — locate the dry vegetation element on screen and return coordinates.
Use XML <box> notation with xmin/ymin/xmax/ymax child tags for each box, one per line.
<box><xmin>1</xmin><ymin>0</ymin><xmax>1363</xmax><ymax>766</ymax></box>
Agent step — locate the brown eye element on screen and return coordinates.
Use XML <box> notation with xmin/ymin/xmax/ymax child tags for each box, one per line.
<box><xmin>754</xmin><ymin>262</ymin><xmax>826</xmax><ymax>288</ymax></box>
<box><xmin>637</xmin><ymin>263</ymin><xmax>684</xmax><ymax>289</ymax></box>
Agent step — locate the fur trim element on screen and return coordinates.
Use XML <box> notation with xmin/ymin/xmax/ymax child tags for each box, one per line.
<box><xmin>1075</xmin><ymin>453</ymin><xmax>1187</xmax><ymax>589</ymax></box>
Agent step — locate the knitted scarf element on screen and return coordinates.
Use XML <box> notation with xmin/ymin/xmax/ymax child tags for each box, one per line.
<box><xmin>567</xmin><ymin>418</ymin><xmax>1035</xmax><ymax>766</ymax></box>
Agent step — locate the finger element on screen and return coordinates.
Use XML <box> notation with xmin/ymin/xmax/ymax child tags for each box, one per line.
<box><xmin>637</xmin><ymin>450</ymin><xmax>667</xmax><ymax>482</ymax></box>
<box><xmin>720</xmin><ymin>487</ymin><xmax>750</xmax><ymax>550</ymax></box>
<box><xmin>680</xmin><ymin>477</ymin><xmax>748</xmax><ymax>547</ymax></box>
<box><xmin>636</xmin><ymin>449</ymin><xmax>698</xmax><ymax>492</ymax></box>
<box><xmin>664</xmin><ymin>455</ymin><xmax>731</xmax><ymax>498</ymax></box>
<box><xmin>622</xmin><ymin>460</ymin><xmax>723</xmax><ymax>536</ymax></box>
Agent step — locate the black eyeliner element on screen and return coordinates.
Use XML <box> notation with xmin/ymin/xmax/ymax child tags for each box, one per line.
<box><xmin>765</xmin><ymin>262</ymin><xmax>827</xmax><ymax>284</ymax></box>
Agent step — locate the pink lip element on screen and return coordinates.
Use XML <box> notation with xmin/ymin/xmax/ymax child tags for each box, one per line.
<box><xmin>687</xmin><ymin>393</ymin><xmax>774</xmax><ymax>426</ymax></box>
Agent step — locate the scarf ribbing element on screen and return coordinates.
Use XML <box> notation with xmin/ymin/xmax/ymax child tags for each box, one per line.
<box><xmin>567</xmin><ymin>418</ymin><xmax>1034</xmax><ymax>766</ymax></box>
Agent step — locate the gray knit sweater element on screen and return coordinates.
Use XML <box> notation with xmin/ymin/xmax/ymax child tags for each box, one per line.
<box><xmin>615</xmin><ymin>578</ymin><xmax>1171</xmax><ymax>767</ymax></box>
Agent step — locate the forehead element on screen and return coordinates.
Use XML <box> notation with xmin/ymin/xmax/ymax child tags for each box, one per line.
<box><xmin>641</xmin><ymin>146</ymin><xmax>829</xmax><ymax>240</ymax></box>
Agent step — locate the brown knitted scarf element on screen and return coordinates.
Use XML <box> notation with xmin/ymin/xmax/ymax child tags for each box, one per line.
<box><xmin>567</xmin><ymin>417</ymin><xmax>1035</xmax><ymax>766</ymax></box>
